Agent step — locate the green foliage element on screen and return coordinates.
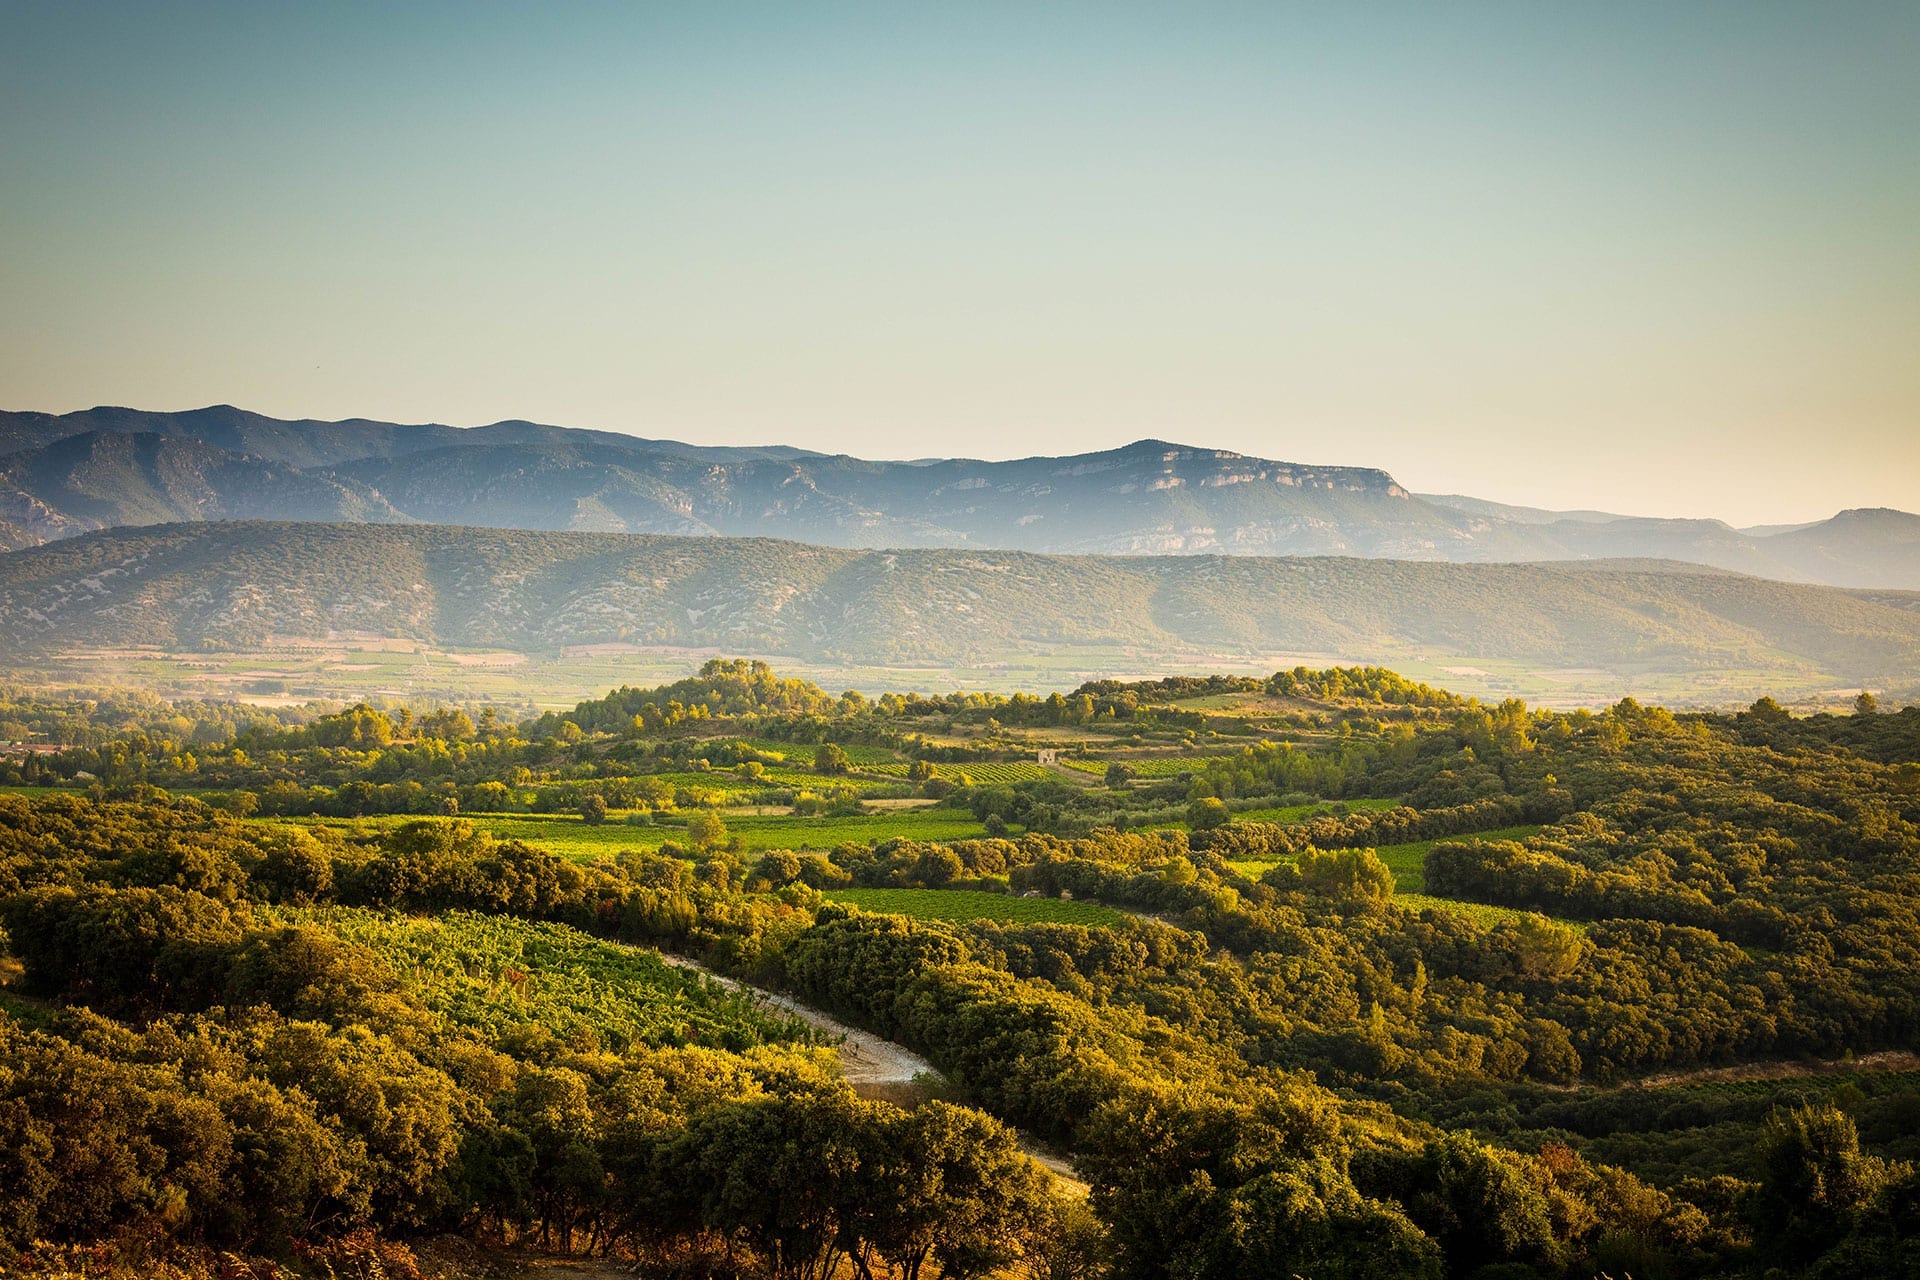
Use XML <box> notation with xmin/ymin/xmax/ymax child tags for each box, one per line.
<box><xmin>1369</xmin><ymin>825</ymin><xmax>1543</xmax><ymax>891</ymax></box>
<box><xmin>1296</xmin><ymin>847</ymin><xmax>1397</xmax><ymax>904</ymax></box>
<box><xmin>4</xmin><ymin>661</ymin><xmax>1920</xmax><ymax>1279</ymax></box>
<box><xmin>276</xmin><ymin>905</ymin><xmax>810</xmax><ymax>1053</ymax></box>
<box><xmin>826</xmin><ymin>888</ymin><xmax>1127</xmax><ymax>927</ymax></box>
<box><xmin>1752</xmin><ymin>1103</ymin><xmax>1907</xmax><ymax>1264</ymax></box>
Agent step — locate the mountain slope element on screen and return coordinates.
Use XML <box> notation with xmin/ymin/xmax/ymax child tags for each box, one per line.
<box><xmin>0</xmin><ymin>432</ymin><xmax>406</xmax><ymax>542</ymax></box>
<box><xmin>1759</xmin><ymin>508</ymin><xmax>1920</xmax><ymax>589</ymax></box>
<box><xmin>1</xmin><ymin>406</ymin><xmax>1915</xmax><ymax>587</ymax></box>
<box><xmin>4</xmin><ymin>522</ymin><xmax>1917</xmax><ymax>686</ymax></box>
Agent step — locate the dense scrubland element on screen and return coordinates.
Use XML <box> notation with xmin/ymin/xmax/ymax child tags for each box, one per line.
<box><xmin>1</xmin><ymin>659</ymin><xmax>1918</xmax><ymax>1278</ymax></box>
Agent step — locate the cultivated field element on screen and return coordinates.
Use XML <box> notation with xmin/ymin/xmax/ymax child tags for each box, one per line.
<box><xmin>272</xmin><ymin>905</ymin><xmax>814</xmax><ymax>1050</ymax></box>
<box><xmin>826</xmin><ymin>888</ymin><xmax>1127</xmax><ymax>927</ymax></box>
<box><xmin>266</xmin><ymin>806</ymin><xmax>997</xmax><ymax>858</ymax></box>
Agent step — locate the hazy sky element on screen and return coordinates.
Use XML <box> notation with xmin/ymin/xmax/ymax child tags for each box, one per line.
<box><xmin>3</xmin><ymin>2</ymin><xmax>1915</xmax><ymax>525</ymax></box>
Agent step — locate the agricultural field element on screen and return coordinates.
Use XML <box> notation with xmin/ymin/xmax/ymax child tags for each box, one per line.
<box><xmin>865</xmin><ymin>760</ymin><xmax>1054</xmax><ymax>784</ymax></box>
<box><xmin>1234</xmin><ymin>797</ymin><xmax>1401</xmax><ymax>825</ymax></box>
<box><xmin>1393</xmin><ymin>892</ymin><xmax>1582</xmax><ymax>931</ymax></box>
<box><xmin>1220</xmin><ymin>822</ymin><xmax>1536</xmax><ymax>887</ymax></box>
<box><xmin>648</xmin><ymin>766</ymin><xmax>898</xmax><ymax>795</ymax></box>
<box><xmin>1223</xmin><ymin>824</ymin><xmax>1556</xmax><ymax>929</ymax></box>
<box><xmin>267</xmin><ymin>806</ymin><xmax>998</xmax><ymax>858</ymax></box>
<box><xmin>1059</xmin><ymin>754</ymin><xmax>1234</xmax><ymax>778</ymax></box>
<box><xmin>826</xmin><ymin>887</ymin><xmax>1128</xmax><ymax>927</ymax></box>
<box><xmin>736</xmin><ymin>739</ymin><xmax>902</xmax><ymax>767</ymax></box>
<box><xmin>1369</xmin><ymin>826</ymin><xmax>1544</xmax><ymax>891</ymax></box>
<box><xmin>273</xmin><ymin>905</ymin><xmax>814</xmax><ymax>1051</ymax></box>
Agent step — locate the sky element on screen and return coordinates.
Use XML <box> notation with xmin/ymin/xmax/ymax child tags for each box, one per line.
<box><xmin>1</xmin><ymin>2</ymin><xmax>1915</xmax><ymax>526</ymax></box>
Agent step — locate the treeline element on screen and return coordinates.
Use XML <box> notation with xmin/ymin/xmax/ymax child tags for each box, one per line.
<box><xmin>0</xmin><ymin>684</ymin><xmax>316</xmax><ymax>748</ymax></box>
<box><xmin>1073</xmin><ymin>666</ymin><xmax>1471</xmax><ymax>710</ymax></box>
<box><xmin>1187</xmin><ymin>796</ymin><xmax>1536</xmax><ymax>858</ymax></box>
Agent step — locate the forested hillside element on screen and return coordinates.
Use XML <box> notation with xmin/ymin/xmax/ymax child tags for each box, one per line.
<box><xmin>4</xmin><ymin>523</ymin><xmax>1920</xmax><ymax>696</ymax></box>
<box><xmin>1</xmin><ymin>661</ymin><xmax>1917</xmax><ymax>1277</ymax></box>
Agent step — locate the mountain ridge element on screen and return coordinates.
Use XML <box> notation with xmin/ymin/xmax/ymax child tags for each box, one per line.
<box><xmin>1</xmin><ymin>405</ymin><xmax>1914</xmax><ymax>587</ymax></box>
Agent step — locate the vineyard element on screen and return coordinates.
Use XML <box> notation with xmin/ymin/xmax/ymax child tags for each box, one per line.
<box><xmin>273</xmin><ymin>906</ymin><xmax>816</xmax><ymax>1051</ymax></box>
<box><xmin>865</xmin><ymin>761</ymin><xmax>1054</xmax><ymax>784</ymax></box>
<box><xmin>648</xmin><ymin>767</ymin><xmax>838</xmax><ymax>793</ymax></box>
<box><xmin>1059</xmin><ymin>755</ymin><xmax>1234</xmax><ymax>778</ymax></box>
<box><xmin>1392</xmin><ymin>892</ymin><xmax>1574</xmax><ymax>930</ymax></box>
<box><xmin>826</xmin><ymin>887</ymin><xmax>1128</xmax><ymax>927</ymax></box>
<box><xmin>1219</xmin><ymin>824</ymin><xmax>1545</xmax><ymax>888</ymax></box>
<box><xmin>739</xmin><ymin>739</ymin><xmax>901</xmax><ymax>766</ymax></box>
<box><xmin>1368</xmin><ymin>825</ymin><xmax>1544</xmax><ymax>891</ymax></box>
<box><xmin>1233</xmin><ymin>797</ymin><xmax>1401</xmax><ymax>824</ymax></box>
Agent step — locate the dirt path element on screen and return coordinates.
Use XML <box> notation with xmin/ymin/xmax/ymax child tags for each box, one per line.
<box><xmin>658</xmin><ymin>952</ymin><xmax>935</xmax><ymax>1086</ymax></box>
<box><xmin>507</xmin><ymin>1261</ymin><xmax>633</xmax><ymax>1280</ymax></box>
<box><xmin>1039</xmin><ymin>758</ymin><xmax>1098</xmax><ymax>787</ymax></box>
<box><xmin>657</xmin><ymin>952</ymin><xmax>1086</xmax><ymax>1193</ymax></box>
<box><xmin>1628</xmin><ymin>1049</ymin><xmax>1920</xmax><ymax>1090</ymax></box>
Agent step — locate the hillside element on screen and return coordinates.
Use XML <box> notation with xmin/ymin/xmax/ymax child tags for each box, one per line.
<box><xmin>0</xmin><ymin>431</ymin><xmax>405</xmax><ymax>548</ymax></box>
<box><xmin>5</xmin><ymin>406</ymin><xmax>1916</xmax><ymax>585</ymax></box>
<box><xmin>4</xmin><ymin>521</ymin><xmax>1918</xmax><ymax>688</ymax></box>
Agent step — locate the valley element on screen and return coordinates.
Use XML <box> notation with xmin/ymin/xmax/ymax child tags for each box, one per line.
<box><xmin>11</xmin><ymin>5</ymin><xmax>1916</xmax><ymax>1275</ymax></box>
<box><xmin>3</xmin><ymin>658</ymin><xmax>1918</xmax><ymax>1278</ymax></box>
<box><xmin>6</xmin><ymin>520</ymin><xmax>1919</xmax><ymax>712</ymax></box>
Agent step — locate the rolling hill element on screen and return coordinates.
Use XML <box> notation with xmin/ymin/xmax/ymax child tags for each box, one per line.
<box><xmin>3</xmin><ymin>405</ymin><xmax>1915</xmax><ymax>586</ymax></box>
<box><xmin>4</xmin><ymin>521</ymin><xmax>1917</xmax><ymax>688</ymax></box>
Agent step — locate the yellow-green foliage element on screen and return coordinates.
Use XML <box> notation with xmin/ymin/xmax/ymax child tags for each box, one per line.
<box><xmin>827</xmin><ymin>887</ymin><xmax>1126</xmax><ymax>927</ymax></box>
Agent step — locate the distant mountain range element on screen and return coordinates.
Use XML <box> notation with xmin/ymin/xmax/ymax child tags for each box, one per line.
<box><xmin>2</xmin><ymin>404</ymin><xmax>1916</xmax><ymax>588</ymax></box>
<box><xmin>5</xmin><ymin>522</ymin><xmax>1918</xmax><ymax>690</ymax></box>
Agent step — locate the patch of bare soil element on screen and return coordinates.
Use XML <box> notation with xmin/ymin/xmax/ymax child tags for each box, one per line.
<box><xmin>448</xmin><ymin>651</ymin><xmax>528</xmax><ymax>667</ymax></box>
<box><xmin>506</xmin><ymin>1260</ymin><xmax>635</xmax><ymax>1280</ymax></box>
<box><xmin>1630</xmin><ymin>1049</ymin><xmax>1920</xmax><ymax>1090</ymax></box>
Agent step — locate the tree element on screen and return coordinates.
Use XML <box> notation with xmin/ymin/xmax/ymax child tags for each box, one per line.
<box><xmin>1507</xmin><ymin>913</ymin><xmax>1585</xmax><ymax>980</ymax></box>
<box><xmin>1855</xmin><ymin>690</ymin><xmax>1880</xmax><ymax>715</ymax></box>
<box><xmin>1105</xmin><ymin>762</ymin><xmax>1138</xmax><ymax>789</ymax></box>
<box><xmin>1296</xmin><ymin>847</ymin><xmax>1396</xmax><ymax>904</ymax></box>
<box><xmin>815</xmin><ymin>743</ymin><xmax>852</xmax><ymax>776</ymax></box>
<box><xmin>1024</xmin><ymin>1199</ymin><xmax>1112</xmax><ymax>1280</ymax></box>
<box><xmin>218</xmin><ymin>790</ymin><xmax>260</xmax><ymax>818</ymax></box>
<box><xmin>420</xmin><ymin>708</ymin><xmax>477</xmax><ymax>740</ymax></box>
<box><xmin>255</xmin><ymin>830</ymin><xmax>335</xmax><ymax>905</ymax></box>
<box><xmin>1186</xmin><ymin>797</ymin><xmax>1229</xmax><ymax>831</ymax></box>
<box><xmin>687</xmin><ymin>810</ymin><xmax>728</xmax><ymax>851</ymax></box>
<box><xmin>577</xmin><ymin>793</ymin><xmax>609</xmax><ymax>826</ymax></box>
<box><xmin>1753</xmin><ymin>1103</ymin><xmax>1898</xmax><ymax>1262</ymax></box>
<box><xmin>1412</xmin><ymin>1133</ymin><xmax>1557</xmax><ymax>1273</ymax></box>
<box><xmin>755</xmin><ymin>849</ymin><xmax>803</xmax><ymax>888</ymax></box>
